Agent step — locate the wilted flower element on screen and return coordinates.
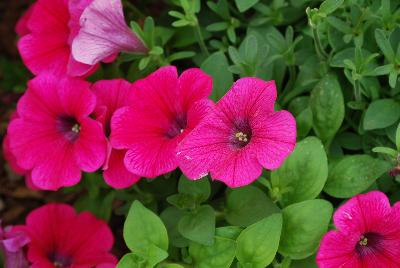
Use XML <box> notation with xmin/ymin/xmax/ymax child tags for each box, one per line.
<box><xmin>176</xmin><ymin>78</ymin><xmax>296</xmax><ymax>187</ymax></box>
<box><xmin>72</xmin><ymin>0</ymin><xmax>147</xmax><ymax>66</ymax></box>
<box><xmin>92</xmin><ymin>79</ymin><xmax>141</xmax><ymax>189</ymax></box>
<box><xmin>7</xmin><ymin>74</ymin><xmax>107</xmax><ymax>190</ymax></box>
<box><xmin>110</xmin><ymin>66</ymin><xmax>213</xmax><ymax>178</ymax></box>
<box><xmin>22</xmin><ymin>204</ymin><xmax>116</xmax><ymax>267</ymax></box>
<box><xmin>317</xmin><ymin>191</ymin><xmax>400</xmax><ymax>267</ymax></box>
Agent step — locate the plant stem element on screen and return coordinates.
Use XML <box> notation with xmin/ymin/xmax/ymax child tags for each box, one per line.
<box><xmin>312</xmin><ymin>27</ymin><xmax>328</xmax><ymax>61</ymax></box>
<box><xmin>354</xmin><ymin>79</ymin><xmax>362</xmax><ymax>101</ymax></box>
<box><xmin>194</xmin><ymin>24</ymin><xmax>210</xmax><ymax>56</ymax></box>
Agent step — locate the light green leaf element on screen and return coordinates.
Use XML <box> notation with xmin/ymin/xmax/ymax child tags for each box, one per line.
<box><xmin>363</xmin><ymin>99</ymin><xmax>400</xmax><ymax>130</ymax></box>
<box><xmin>319</xmin><ymin>0</ymin><xmax>344</xmax><ymax>15</ymax></box>
<box><xmin>225</xmin><ymin>185</ymin><xmax>279</xmax><ymax>227</ymax></box>
<box><xmin>236</xmin><ymin>214</ymin><xmax>282</xmax><ymax>268</ymax></box>
<box><xmin>189</xmin><ymin>236</ymin><xmax>236</xmax><ymax>268</ymax></box>
<box><xmin>271</xmin><ymin>137</ymin><xmax>328</xmax><ymax>206</ymax></box>
<box><xmin>124</xmin><ymin>201</ymin><xmax>169</xmax><ymax>265</ymax></box>
<box><xmin>279</xmin><ymin>200</ymin><xmax>333</xmax><ymax>259</ymax></box>
<box><xmin>324</xmin><ymin>155</ymin><xmax>391</xmax><ymax>198</ymax></box>
<box><xmin>117</xmin><ymin>253</ymin><xmax>147</xmax><ymax>268</ymax></box>
<box><xmin>375</xmin><ymin>29</ymin><xmax>395</xmax><ymax>60</ymax></box>
<box><xmin>310</xmin><ymin>74</ymin><xmax>344</xmax><ymax>143</ymax></box>
<box><xmin>178</xmin><ymin>205</ymin><xmax>215</xmax><ymax>246</ymax></box>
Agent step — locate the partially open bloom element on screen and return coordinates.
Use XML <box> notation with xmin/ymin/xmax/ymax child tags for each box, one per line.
<box><xmin>317</xmin><ymin>191</ymin><xmax>400</xmax><ymax>267</ymax></box>
<box><xmin>22</xmin><ymin>204</ymin><xmax>116</xmax><ymax>267</ymax></box>
<box><xmin>17</xmin><ymin>0</ymin><xmax>100</xmax><ymax>77</ymax></box>
<box><xmin>7</xmin><ymin>74</ymin><xmax>107</xmax><ymax>190</ymax></box>
<box><xmin>0</xmin><ymin>221</ymin><xmax>30</xmax><ymax>268</ymax></box>
<box><xmin>176</xmin><ymin>78</ymin><xmax>296</xmax><ymax>187</ymax></box>
<box><xmin>111</xmin><ymin>66</ymin><xmax>213</xmax><ymax>178</ymax></box>
<box><xmin>72</xmin><ymin>0</ymin><xmax>147</xmax><ymax>66</ymax></box>
<box><xmin>92</xmin><ymin>79</ymin><xmax>140</xmax><ymax>189</ymax></box>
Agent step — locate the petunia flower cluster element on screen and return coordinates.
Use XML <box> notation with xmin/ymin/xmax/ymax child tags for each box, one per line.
<box><xmin>6</xmin><ymin>0</ymin><xmax>296</xmax><ymax>191</ymax></box>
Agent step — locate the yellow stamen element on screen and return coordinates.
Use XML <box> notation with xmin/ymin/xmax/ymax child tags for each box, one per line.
<box><xmin>235</xmin><ymin>132</ymin><xmax>248</xmax><ymax>142</ymax></box>
<box><xmin>71</xmin><ymin>123</ymin><xmax>80</xmax><ymax>133</ymax></box>
<box><xmin>359</xmin><ymin>235</ymin><xmax>368</xmax><ymax>246</ymax></box>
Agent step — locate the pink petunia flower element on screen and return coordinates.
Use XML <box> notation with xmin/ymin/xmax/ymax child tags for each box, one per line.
<box><xmin>110</xmin><ymin>66</ymin><xmax>213</xmax><ymax>178</ymax></box>
<box><xmin>72</xmin><ymin>0</ymin><xmax>147</xmax><ymax>66</ymax></box>
<box><xmin>176</xmin><ymin>78</ymin><xmax>296</xmax><ymax>187</ymax></box>
<box><xmin>317</xmin><ymin>191</ymin><xmax>400</xmax><ymax>268</ymax></box>
<box><xmin>92</xmin><ymin>79</ymin><xmax>141</xmax><ymax>189</ymax></box>
<box><xmin>22</xmin><ymin>204</ymin><xmax>116</xmax><ymax>267</ymax></box>
<box><xmin>0</xmin><ymin>221</ymin><xmax>30</xmax><ymax>268</ymax></box>
<box><xmin>17</xmin><ymin>0</ymin><xmax>101</xmax><ymax>77</ymax></box>
<box><xmin>7</xmin><ymin>74</ymin><xmax>107</xmax><ymax>190</ymax></box>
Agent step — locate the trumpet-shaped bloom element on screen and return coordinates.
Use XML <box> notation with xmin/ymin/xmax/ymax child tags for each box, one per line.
<box><xmin>0</xmin><ymin>222</ymin><xmax>30</xmax><ymax>268</ymax></box>
<box><xmin>22</xmin><ymin>204</ymin><xmax>116</xmax><ymax>267</ymax></box>
<box><xmin>7</xmin><ymin>74</ymin><xmax>107</xmax><ymax>190</ymax></box>
<box><xmin>111</xmin><ymin>66</ymin><xmax>213</xmax><ymax>178</ymax></box>
<box><xmin>176</xmin><ymin>78</ymin><xmax>296</xmax><ymax>187</ymax></box>
<box><xmin>92</xmin><ymin>79</ymin><xmax>140</xmax><ymax>189</ymax></box>
<box><xmin>72</xmin><ymin>0</ymin><xmax>147</xmax><ymax>66</ymax></box>
<box><xmin>17</xmin><ymin>0</ymin><xmax>99</xmax><ymax>77</ymax></box>
<box><xmin>317</xmin><ymin>191</ymin><xmax>400</xmax><ymax>268</ymax></box>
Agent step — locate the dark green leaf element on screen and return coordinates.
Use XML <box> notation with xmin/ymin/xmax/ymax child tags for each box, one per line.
<box><xmin>178</xmin><ymin>175</ymin><xmax>210</xmax><ymax>203</ymax></box>
<box><xmin>235</xmin><ymin>0</ymin><xmax>259</xmax><ymax>12</ymax></box>
<box><xmin>363</xmin><ymin>99</ymin><xmax>400</xmax><ymax>130</ymax></box>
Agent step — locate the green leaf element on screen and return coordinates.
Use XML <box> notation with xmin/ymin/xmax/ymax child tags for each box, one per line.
<box><xmin>168</xmin><ymin>51</ymin><xmax>196</xmax><ymax>62</ymax></box>
<box><xmin>271</xmin><ymin>137</ymin><xmax>328</xmax><ymax>206</ymax></box>
<box><xmin>189</xmin><ymin>236</ymin><xmax>236</xmax><ymax>268</ymax></box>
<box><xmin>372</xmin><ymin>147</ymin><xmax>398</xmax><ymax>157</ymax></box>
<box><xmin>201</xmin><ymin>51</ymin><xmax>233</xmax><ymax>100</ymax></box>
<box><xmin>319</xmin><ymin>0</ymin><xmax>344</xmax><ymax>15</ymax></box>
<box><xmin>324</xmin><ymin>155</ymin><xmax>391</xmax><ymax>198</ymax></box>
<box><xmin>206</xmin><ymin>22</ymin><xmax>229</xmax><ymax>31</ymax></box>
<box><xmin>375</xmin><ymin>29</ymin><xmax>395</xmax><ymax>60</ymax></box>
<box><xmin>178</xmin><ymin>175</ymin><xmax>210</xmax><ymax>203</ymax></box>
<box><xmin>310</xmin><ymin>74</ymin><xmax>344</xmax><ymax>143</ymax></box>
<box><xmin>215</xmin><ymin>226</ymin><xmax>243</xmax><ymax>240</ymax></box>
<box><xmin>225</xmin><ymin>185</ymin><xmax>279</xmax><ymax>227</ymax></box>
<box><xmin>160</xmin><ymin>207</ymin><xmax>189</xmax><ymax>248</ymax></box>
<box><xmin>363</xmin><ymin>99</ymin><xmax>400</xmax><ymax>130</ymax></box>
<box><xmin>296</xmin><ymin>107</ymin><xmax>313</xmax><ymax>138</ymax></box>
<box><xmin>235</xmin><ymin>0</ymin><xmax>259</xmax><ymax>12</ymax></box>
<box><xmin>396</xmin><ymin>123</ymin><xmax>400</xmax><ymax>151</ymax></box>
<box><xmin>74</xmin><ymin>191</ymin><xmax>115</xmax><ymax>221</ymax></box>
<box><xmin>117</xmin><ymin>253</ymin><xmax>147</xmax><ymax>268</ymax></box>
<box><xmin>279</xmin><ymin>199</ymin><xmax>333</xmax><ymax>259</ymax></box>
<box><xmin>124</xmin><ymin>201</ymin><xmax>169</xmax><ymax>265</ymax></box>
<box><xmin>236</xmin><ymin>214</ymin><xmax>282</xmax><ymax>268</ymax></box>
<box><xmin>244</xmin><ymin>34</ymin><xmax>258</xmax><ymax>64</ymax></box>
<box><xmin>178</xmin><ymin>205</ymin><xmax>215</xmax><ymax>246</ymax></box>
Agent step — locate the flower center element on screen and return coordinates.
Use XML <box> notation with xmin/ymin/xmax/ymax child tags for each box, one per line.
<box><xmin>230</xmin><ymin>118</ymin><xmax>252</xmax><ymax>148</ymax></box>
<box><xmin>56</xmin><ymin>116</ymin><xmax>81</xmax><ymax>142</ymax></box>
<box><xmin>355</xmin><ymin>232</ymin><xmax>383</xmax><ymax>258</ymax></box>
<box><xmin>165</xmin><ymin>113</ymin><xmax>187</xmax><ymax>139</ymax></box>
<box><xmin>48</xmin><ymin>252</ymin><xmax>72</xmax><ymax>268</ymax></box>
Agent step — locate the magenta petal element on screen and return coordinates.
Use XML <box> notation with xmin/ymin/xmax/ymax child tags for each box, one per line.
<box><xmin>2</xmin><ymin>134</ymin><xmax>26</xmax><ymax>175</ymax></box>
<box><xmin>178</xmin><ymin>68</ymin><xmax>212</xmax><ymax>111</ymax></box>
<box><xmin>15</xmin><ymin>3</ymin><xmax>35</xmax><ymax>36</ymax></box>
<box><xmin>333</xmin><ymin>191</ymin><xmax>392</xmax><ymax>234</ymax></box>
<box><xmin>73</xmin><ymin>118</ymin><xmax>107</xmax><ymax>172</ymax></box>
<box><xmin>72</xmin><ymin>0</ymin><xmax>147</xmax><ymax>65</ymax></box>
<box><xmin>316</xmin><ymin>231</ymin><xmax>361</xmax><ymax>268</ymax></box>
<box><xmin>253</xmin><ymin>110</ymin><xmax>296</xmax><ymax>170</ymax></box>
<box><xmin>103</xmin><ymin>150</ymin><xmax>140</xmax><ymax>189</ymax></box>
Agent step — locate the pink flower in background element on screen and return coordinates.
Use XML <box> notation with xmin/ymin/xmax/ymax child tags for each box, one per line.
<box><xmin>0</xmin><ymin>221</ymin><xmax>30</xmax><ymax>268</ymax></box>
<box><xmin>17</xmin><ymin>0</ymin><xmax>99</xmax><ymax>77</ymax></box>
<box><xmin>7</xmin><ymin>74</ymin><xmax>107</xmax><ymax>190</ymax></box>
<box><xmin>72</xmin><ymin>0</ymin><xmax>147</xmax><ymax>66</ymax></box>
<box><xmin>92</xmin><ymin>79</ymin><xmax>141</xmax><ymax>189</ymax></box>
<box><xmin>111</xmin><ymin>66</ymin><xmax>213</xmax><ymax>178</ymax></box>
<box><xmin>176</xmin><ymin>78</ymin><xmax>296</xmax><ymax>187</ymax></box>
<box><xmin>22</xmin><ymin>204</ymin><xmax>116</xmax><ymax>267</ymax></box>
<box><xmin>317</xmin><ymin>191</ymin><xmax>400</xmax><ymax>268</ymax></box>
<box><xmin>15</xmin><ymin>2</ymin><xmax>35</xmax><ymax>36</ymax></box>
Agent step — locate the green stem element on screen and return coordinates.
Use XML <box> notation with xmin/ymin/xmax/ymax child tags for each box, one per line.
<box><xmin>194</xmin><ymin>24</ymin><xmax>210</xmax><ymax>56</ymax></box>
<box><xmin>354</xmin><ymin>79</ymin><xmax>362</xmax><ymax>101</ymax></box>
<box><xmin>283</xmin><ymin>65</ymin><xmax>297</xmax><ymax>95</ymax></box>
<box><xmin>312</xmin><ymin>27</ymin><xmax>328</xmax><ymax>61</ymax></box>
